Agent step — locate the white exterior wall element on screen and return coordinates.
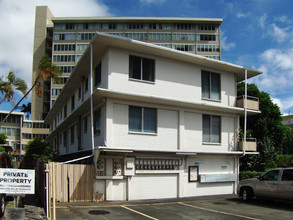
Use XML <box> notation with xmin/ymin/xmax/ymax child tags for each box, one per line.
<box><xmin>181</xmin><ymin>155</ymin><xmax>236</xmax><ymax>197</ymax></box>
<box><xmin>94</xmin><ymin>155</ymin><xmax>238</xmax><ymax>201</ymax></box>
<box><xmin>106</xmin><ymin>48</ymin><xmax>236</xmax><ymax>107</ymax></box>
<box><xmin>108</xmin><ymin>98</ymin><xmax>236</xmax><ymax>152</ymax></box>
<box><xmin>111</xmin><ymin>101</ymin><xmax>178</xmax><ymax>151</ymax></box>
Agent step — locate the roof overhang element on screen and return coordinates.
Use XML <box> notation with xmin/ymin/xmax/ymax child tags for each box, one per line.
<box><xmin>97</xmin><ymin>146</ymin><xmax>258</xmax><ymax>156</ymax></box>
<box><xmin>51</xmin><ymin>17</ymin><xmax>223</xmax><ymax>24</ymax></box>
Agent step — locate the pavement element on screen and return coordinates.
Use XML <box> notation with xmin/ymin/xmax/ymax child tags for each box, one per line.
<box><xmin>3</xmin><ymin>194</ymin><xmax>293</xmax><ymax>219</ymax></box>
<box><xmin>3</xmin><ymin>194</ymin><xmax>47</xmax><ymax>220</ymax></box>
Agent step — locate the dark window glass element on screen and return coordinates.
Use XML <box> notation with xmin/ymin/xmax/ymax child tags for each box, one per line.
<box><xmin>129</xmin><ymin>106</ymin><xmax>157</xmax><ymax>133</ymax></box>
<box><xmin>281</xmin><ymin>170</ymin><xmax>293</xmax><ymax>181</ymax></box>
<box><xmin>201</xmin><ymin>70</ymin><xmax>220</xmax><ymax>100</ymax></box>
<box><xmin>95</xmin><ymin>62</ymin><xmax>102</xmax><ymax>86</ymax></box>
<box><xmin>203</xmin><ymin>115</ymin><xmax>221</xmax><ymax>143</ymax></box>
<box><xmin>129</xmin><ymin>55</ymin><xmax>155</xmax><ymax>82</ymax></box>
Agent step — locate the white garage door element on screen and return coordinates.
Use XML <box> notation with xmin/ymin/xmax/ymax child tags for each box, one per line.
<box><xmin>129</xmin><ymin>174</ymin><xmax>178</xmax><ymax>200</ymax></box>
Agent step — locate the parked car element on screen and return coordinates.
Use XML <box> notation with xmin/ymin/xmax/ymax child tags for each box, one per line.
<box><xmin>0</xmin><ymin>152</ymin><xmax>12</xmax><ymax>217</ymax></box>
<box><xmin>238</xmin><ymin>168</ymin><xmax>293</xmax><ymax>202</ymax></box>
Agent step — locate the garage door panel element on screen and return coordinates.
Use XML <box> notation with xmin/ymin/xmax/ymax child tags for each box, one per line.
<box><xmin>129</xmin><ymin>174</ymin><xmax>178</xmax><ymax>200</ymax></box>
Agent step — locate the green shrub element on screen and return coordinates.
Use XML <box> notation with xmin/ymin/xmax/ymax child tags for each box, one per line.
<box><xmin>275</xmin><ymin>154</ymin><xmax>293</xmax><ymax>168</ymax></box>
<box><xmin>240</xmin><ymin>171</ymin><xmax>264</xmax><ymax>180</ymax></box>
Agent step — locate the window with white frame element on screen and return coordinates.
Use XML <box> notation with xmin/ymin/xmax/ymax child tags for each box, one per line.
<box><xmin>129</xmin><ymin>106</ymin><xmax>157</xmax><ymax>133</ymax></box>
<box><xmin>201</xmin><ymin>70</ymin><xmax>220</xmax><ymax>100</ymax></box>
<box><xmin>129</xmin><ymin>55</ymin><xmax>155</xmax><ymax>82</ymax></box>
<box><xmin>202</xmin><ymin>115</ymin><xmax>221</xmax><ymax>143</ymax></box>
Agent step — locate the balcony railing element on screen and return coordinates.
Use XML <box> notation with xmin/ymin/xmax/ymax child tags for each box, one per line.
<box><xmin>238</xmin><ymin>138</ymin><xmax>257</xmax><ymax>152</ymax></box>
<box><xmin>236</xmin><ymin>96</ymin><xmax>259</xmax><ymax>111</ymax></box>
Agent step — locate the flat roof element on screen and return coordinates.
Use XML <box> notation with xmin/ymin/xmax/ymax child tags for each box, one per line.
<box><xmin>0</xmin><ymin>110</ymin><xmax>24</xmax><ymax>116</ymax></box>
<box><xmin>51</xmin><ymin>17</ymin><xmax>223</xmax><ymax>24</ymax></box>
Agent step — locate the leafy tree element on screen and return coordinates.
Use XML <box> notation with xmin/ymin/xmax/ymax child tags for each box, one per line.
<box><xmin>21</xmin><ymin>138</ymin><xmax>57</xmax><ymax>169</ymax></box>
<box><xmin>0</xmin><ymin>71</ymin><xmax>27</xmax><ymax>104</ymax></box>
<box><xmin>281</xmin><ymin>127</ymin><xmax>293</xmax><ymax>154</ymax></box>
<box><xmin>237</xmin><ymin>82</ymin><xmax>286</xmax><ymax>171</ymax></box>
<box><xmin>0</xmin><ymin>134</ymin><xmax>7</xmax><ymax>153</ymax></box>
<box><xmin>0</xmin><ymin>54</ymin><xmax>60</xmax><ymax>126</ymax></box>
<box><xmin>0</xmin><ymin>133</ymin><xmax>7</xmax><ymax>145</ymax></box>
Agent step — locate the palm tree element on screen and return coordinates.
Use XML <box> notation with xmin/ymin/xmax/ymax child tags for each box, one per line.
<box><xmin>0</xmin><ymin>54</ymin><xmax>61</xmax><ymax>126</ymax></box>
<box><xmin>17</xmin><ymin>102</ymin><xmax>31</xmax><ymax>119</ymax></box>
<box><xmin>0</xmin><ymin>71</ymin><xmax>27</xmax><ymax>105</ymax></box>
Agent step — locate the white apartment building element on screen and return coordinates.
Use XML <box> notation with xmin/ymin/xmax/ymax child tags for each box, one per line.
<box><xmin>45</xmin><ymin>33</ymin><xmax>261</xmax><ymax>201</ymax></box>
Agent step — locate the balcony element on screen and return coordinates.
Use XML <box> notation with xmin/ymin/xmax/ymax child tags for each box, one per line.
<box><xmin>238</xmin><ymin>138</ymin><xmax>257</xmax><ymax>152</ymax></box>
<box><xmin>236</xmin><ymin>96</ymin><xmax>259</xmax><ymax>111</ymax></box>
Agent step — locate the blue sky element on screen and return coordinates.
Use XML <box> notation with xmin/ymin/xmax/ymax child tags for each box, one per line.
<box><xmin>1</xmin><ymin>0</ymin><xmax>293</xmax><ymax>114</ymax></box>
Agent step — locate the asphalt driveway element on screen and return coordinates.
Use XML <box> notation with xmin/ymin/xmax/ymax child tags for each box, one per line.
<box><xmin>56</xmin><ymin>194</ymin><xmax>293</xmax><ymax>220</ymax></box>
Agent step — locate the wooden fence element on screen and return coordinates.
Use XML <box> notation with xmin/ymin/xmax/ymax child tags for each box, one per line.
<box><xmin>48</xmin><ymin>162</ymin><xmax>95</xmax><ymax>203</ymax></box>
<box><xmin>35</xmin><ymin>162</ymin><xmax>95</xmax><ymax>219</ymax></box>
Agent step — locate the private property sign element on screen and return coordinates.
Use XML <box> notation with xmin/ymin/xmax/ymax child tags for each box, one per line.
<box><xmin>0</xmin><ymin>168</ymin><xmax>35</xmax><ymax>194</ymax></box>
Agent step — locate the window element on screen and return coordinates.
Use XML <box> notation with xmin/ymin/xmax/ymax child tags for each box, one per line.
<box><xmin>54</xmin><ymin>44</ymin><xmax>75</xmax><ymax>51</ymax></box>
<box><xmin>53</xmin><ymin>55</ymin><xmax>75</xmax><ymax>62</ymax></box>
<box><xmin>94</xmin><ymin>109</ymin><xmax>101</xmax><ymax>135</ymax></box>
<box><xmin>129</xmin><ymin>55</ymin><xmax>155</xmax><ymax>82</ymax></box>
<box><xmin>203</xmin><ymin>115</ymin><xmax>221</xmax><ymax>143</ymax></box>
<box><xmin>84</xmin><ymin>77</ymin><xmax>88</xmax><ymax>92</ymax></box>
<box><xmin>125</xmin><ymin>33</ymin><xmax>148</xmax><ymax>40</ymax></box>
<box><xmin>149</xmin><ymin>33</ymin><xmax>171</xmax><ymax>41</ymax></box>
<box><xmin>261</xmin><ymin>170</ymin><xmax>279</xmax><ymax>181</ymax></box>
<box><xmin>64</xmin><ymin>104</ymin><xmax>67</xmax><ymax>118</ymax></box>
<box><xmin>70</xmin><ymin>126</ymin><xmax>75</xmax><ymax>144</ymax></box>
<box><xmin>201</xmin><ymin>70</ymin><xmax>220</xmax><ymax>100</ymax></box>
<box><xmin>78</xmin><ymin>86</ymin><xmax>81</xmax><ymax>100</ymax></box>
<box><xmin>173</xmin><ymin>44</ymin><xmax>195</xmax><ymax>52</ymax></box>
<box><xmin>63</xmin><ymin>131</ymin><xmax>67</xmax><ymax>148</ymax></box>
<box><xmin>71</xmin><ymin>95</ymin><xmax>75</xmax><ymax>111</ymax></box>
<box><xmin>59</xmin><ymin>66</ymin><xmax>74</xmax><ymax>73</ymax></box>
<box><xmin>83</xmin><ymin>116</ymin><xmax>88</xmax><ymax>133</ymax></box>
<box><xmin>281</xmin><ymin>170</ymin><xmax>293</xmax><ymax>181</ymax></box>
<box><xmin>129</xmin><ymin>106</ymin><xmax>157</xmax><ymax>133</ymax></box>
<box><xmin>94</xmin><ymin>62</ymin><xmax>101</xmax><ymax>86</ymax></box>
<box><xmin>197</xmin><ymin>34</ymin><xmax>218</xmax><ymax>41</ymax></box>
<box><xmin>76</xmin><ymin>33</ymin><xmax>95</xmax><ymax>40</ymax></box>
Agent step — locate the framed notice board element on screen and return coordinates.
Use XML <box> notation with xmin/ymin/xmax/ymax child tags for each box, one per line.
<box><xmin>188</xmin><ymin>166</ymin><xmax>199</xmax><ymax>182</ymax></box>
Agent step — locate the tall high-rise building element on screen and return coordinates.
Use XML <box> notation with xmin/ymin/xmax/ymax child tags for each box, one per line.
<box><xmin>31</xmin><ymin>6</ymin><xmax>222</xmax><ymax>120</ymax></box>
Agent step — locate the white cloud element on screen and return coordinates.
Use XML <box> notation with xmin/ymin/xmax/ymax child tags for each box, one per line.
<box><xmin>0</xmin><ymin>0</ymin><xmax>110</xmax><ymax>88</ymax></box>
<box><xmin>249</xmin><ymin>47</ymin><xmax>293</xmax><ymax>114</ymax></box>
<box><xmin>139</xmin><ymin>0</ymin><xmax>165</xmax><ymax>4</ymax></box>
<box><xmin>259</xmin><ymin>14</ymin><xmax>267</xmax><ymax>29</ymax></box>
<box><xmin>274</xmin><ymin>16</ymin><xmax>290</xmax><ymax>24</ymax></box>
<box><xmin>271</xmin><ymin>97</ymin><xmax>283</xmax><ymax>111</ymax></box>
<box><xmin>221</xmin><ymin>32</ymin><xmax>235</xmax><ymax>51</ymax></box>
<box><xmin>236</xmin><ymin>12</ymin><xmax>248</xmax><ymax>19</ymax></box>
<box><xmin>270</xmin><ymin>24</ymin><xmax>289</xmax><ymax>43</ymax></box>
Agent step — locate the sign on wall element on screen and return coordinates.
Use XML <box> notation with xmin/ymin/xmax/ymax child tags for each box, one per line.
<box><xmin>0</xmin><ymin>168</ymin><xmax>35</xmax><ymax>194</ymax></box>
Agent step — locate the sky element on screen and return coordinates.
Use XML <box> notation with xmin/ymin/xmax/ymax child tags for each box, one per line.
<box><xmin>0</xmin><ymin>0</ymin><xmax>293</xmax><ymax>115</ymax></box>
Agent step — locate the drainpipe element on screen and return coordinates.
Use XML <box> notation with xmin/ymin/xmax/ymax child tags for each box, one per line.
<box><xmin>90</xmin><ymin>42</ymin><xmax>95</xmax><ymax>157</ymax></box>
<box><xmin>242</xmin><ymin>68</ymin><xmax>248</xmax><ymax>156</ymax></box>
